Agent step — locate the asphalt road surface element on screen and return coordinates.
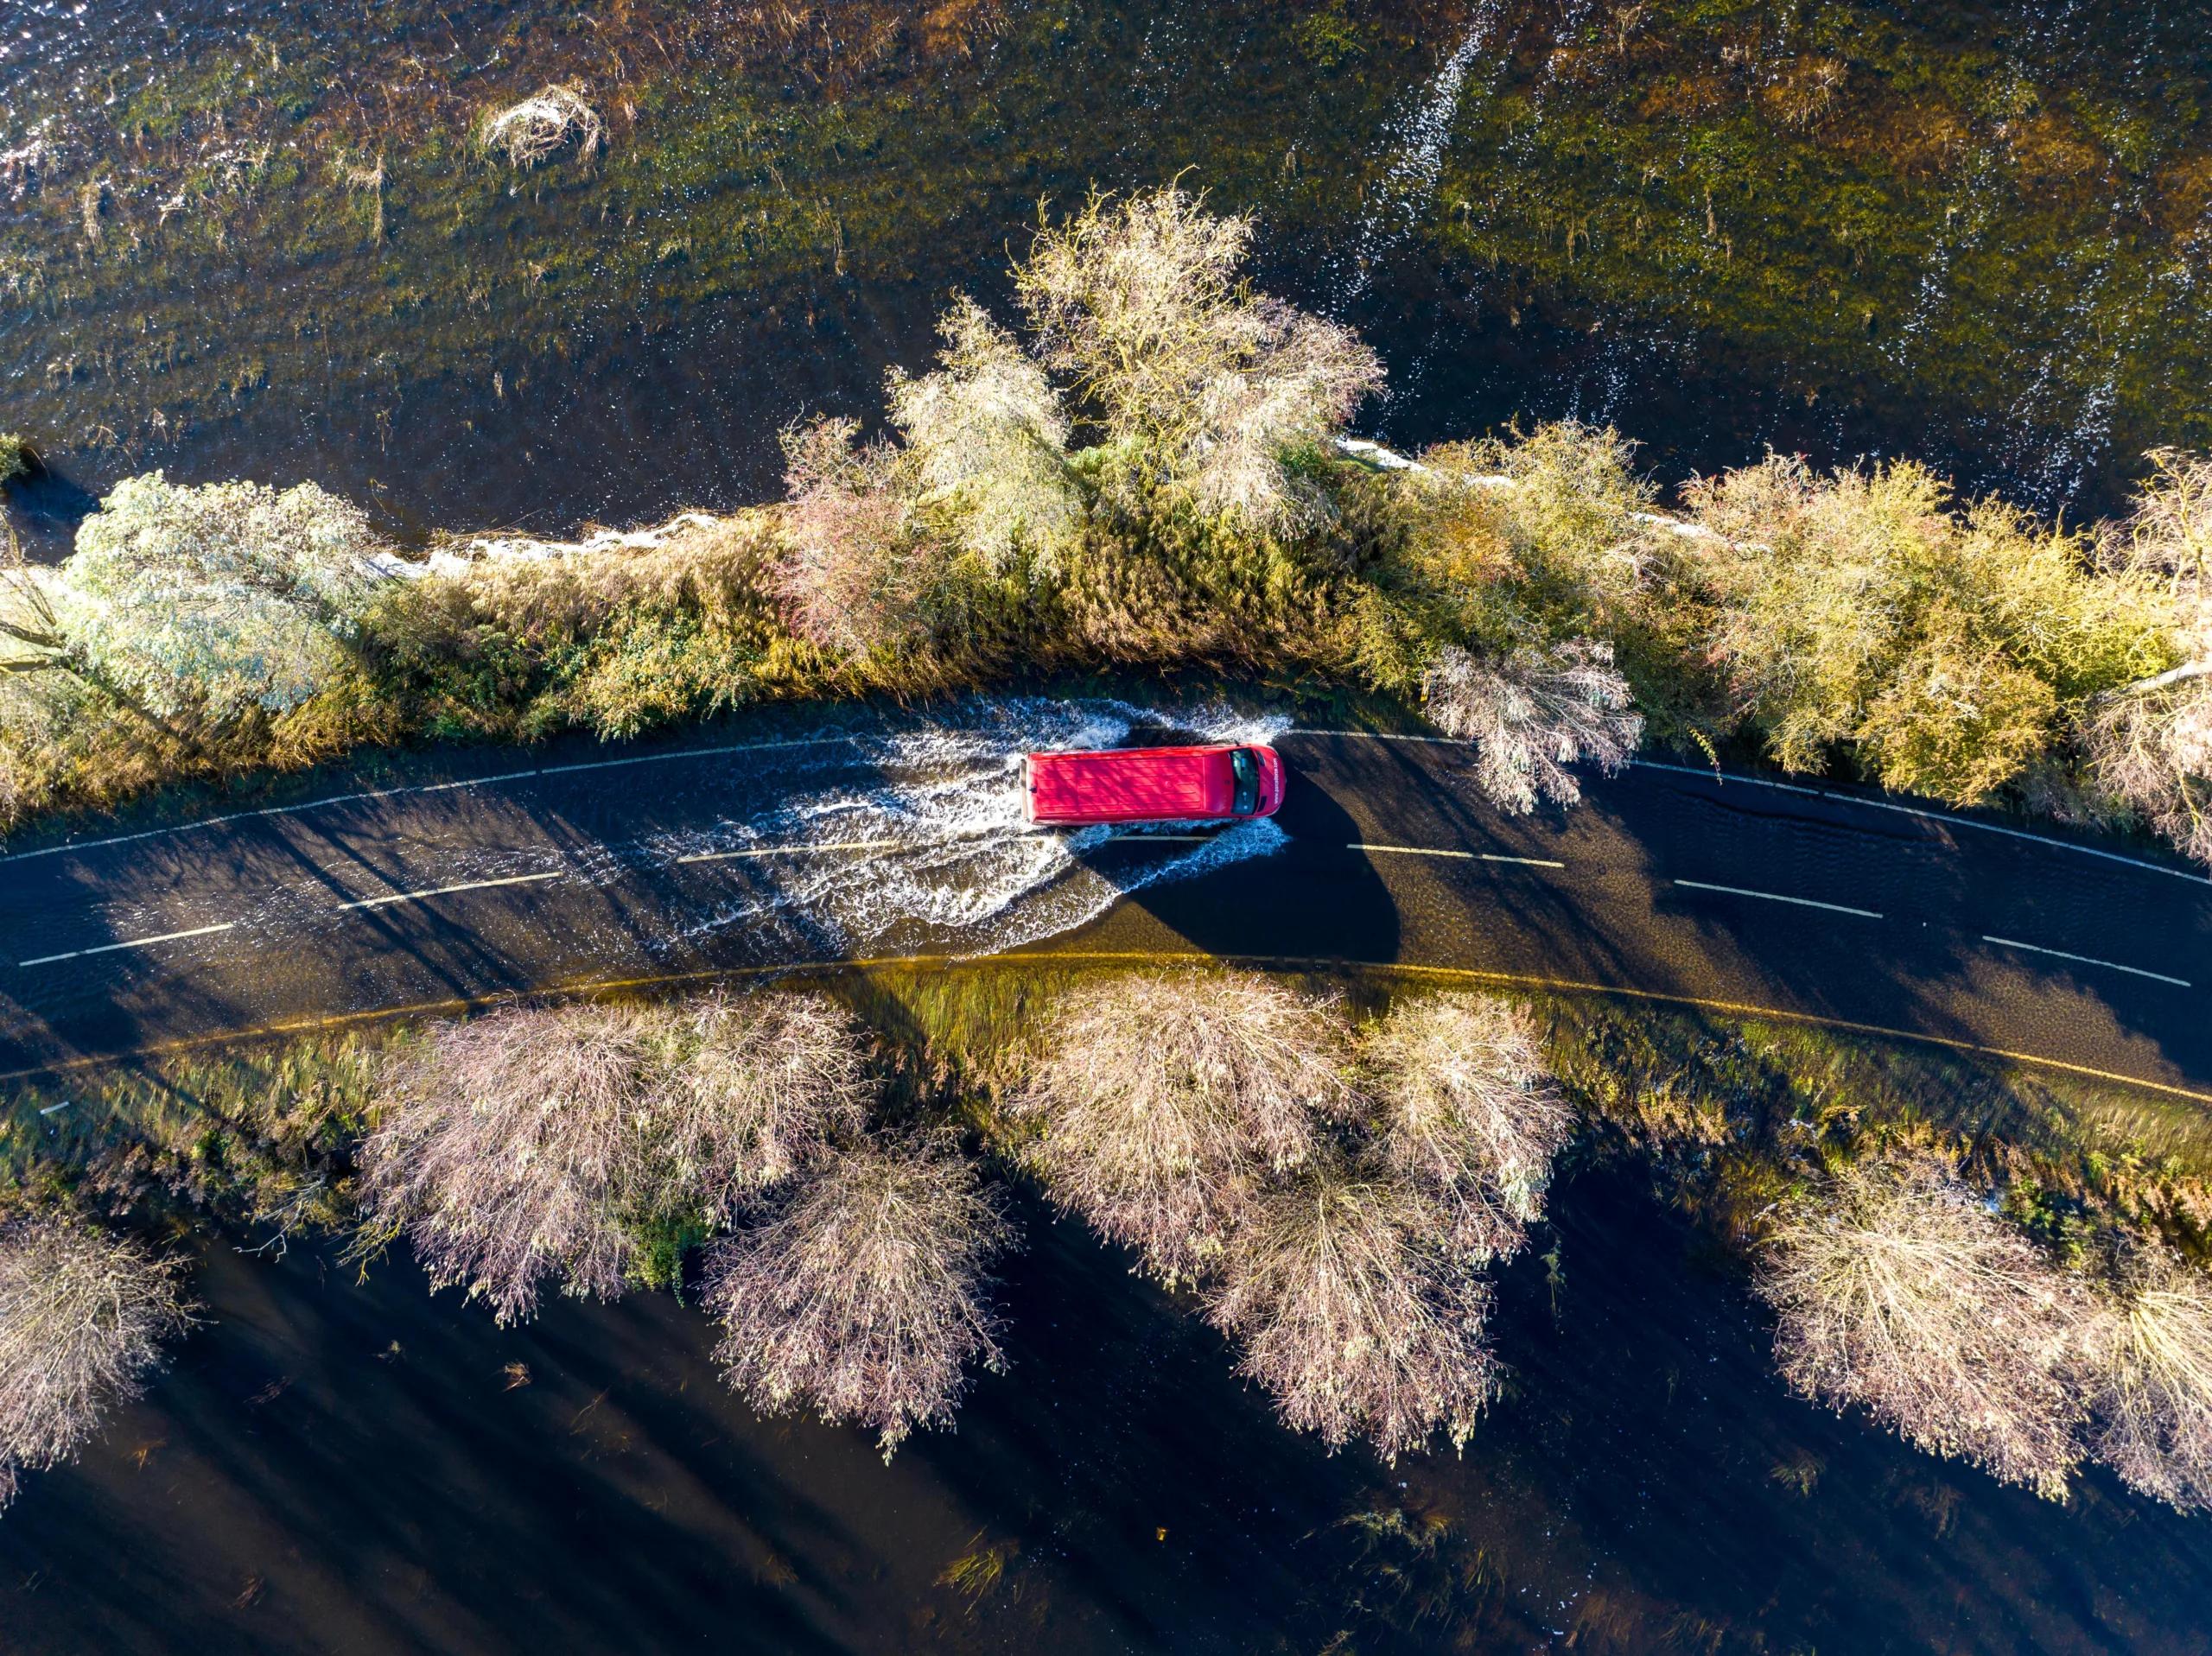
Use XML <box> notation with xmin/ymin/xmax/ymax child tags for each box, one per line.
<box><xmin>3</xmin><ymin>720</ymin><xmax>2208</xmax><ymax>1095</ymax></box>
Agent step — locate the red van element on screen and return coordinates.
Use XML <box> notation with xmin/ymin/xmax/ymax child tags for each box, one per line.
<box><xmin>1022</xmin><ymin>743</ymin><xmax>1286</xmax><ymax>828</ymax></box>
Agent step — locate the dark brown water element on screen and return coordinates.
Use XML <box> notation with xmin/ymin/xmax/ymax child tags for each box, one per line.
<box><xmin>7</xmin><ymin>2</ymin><xmax>2212</xmax><ymax>1645</ymax></box>
<box><xmin>5</xmin><ymin>0</ymin><xmax>2209</xmax><ymax>555</ymax></box>
<box><xmin>9</xmin><ymin>1168</ymin><xmax>2209</xmax><ymax>1653</ymax></box>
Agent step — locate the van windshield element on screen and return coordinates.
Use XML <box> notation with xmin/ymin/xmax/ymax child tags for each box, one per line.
<box><xmin>1230</xmin><ymin>748</ymin><xmax>1262</xmax><ymax>815</ymax></box>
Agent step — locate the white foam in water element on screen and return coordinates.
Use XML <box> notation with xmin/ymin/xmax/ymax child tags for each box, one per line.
<box><xmin>658</xmin><ymin>696</ymin><xmax>1295</xmax><ymax>960</ymax></box>
<box><xmin>207</xmin><ymin>697</ymin><xmax>1291</xmax><ymax>968</ymax></box>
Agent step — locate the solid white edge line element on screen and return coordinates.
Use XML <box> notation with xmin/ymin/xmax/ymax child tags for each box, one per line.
<box><xmin>1287</xmin><ymin>731</ymin><xmax>2212</xmax><ymax>890</ymax></box>
<box><xmin>1981</xmin><ymin>936</ymin><xmax>2192</xmax><ymax>988</ymax></box>
<box><xmin>336</xmin><ymin>872</ymin><xmax>563</xmax><ymax>911</ymax></box>
<box><xmin>1674</xmin><ymin>879</ymin><xmax>1883</xmax><ymax>919</ymax></box>
<box><xmin>20</xmin><ymin>922</ymin><xmax>237</xmax><ymax>968</ymax></box>
<box><xmin>1351</xmin><ymin>843</ymin><xmax>1566</xmax><ymax>868</ymax></box>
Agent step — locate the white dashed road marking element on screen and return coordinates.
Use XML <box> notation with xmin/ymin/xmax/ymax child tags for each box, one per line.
<box><xmin>19</xmin><ymin>922</ymin><xmax>238</xmax><ymax>968</ymax></box>
<box><xmin>677</xmin><ymin>840</ymin><xmax>906</xmax><ymax>865</ymax></box>
<box><xmin>1981</xmin><ymin>936</ymin><xmax>2191</xmax><ymax>989</ymax></box>
<box><xmin>336</xmin><ymin>872</ymin><xmax>564</xmax><ymax>910</ymax></box>
<box><xmin>1674</xmin><ymin>879</ymin><xmax>1883</xmax><ymax>919</ymax></box>
<box><xmin>1351</xmin><ymin>843</ymin><xmax>1566</xmax><ymax>868</ymax></box>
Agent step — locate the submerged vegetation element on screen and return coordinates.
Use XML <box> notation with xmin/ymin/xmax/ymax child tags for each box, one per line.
<box><xmin>2</xmin><ymin>0</ymin><xmax>2208</xmax><ymax>519</ymax></box>
<box><xmin>4</xmin><ymin>961</ymin><xmax>2212</xmax><ymax>1512</ymax></box>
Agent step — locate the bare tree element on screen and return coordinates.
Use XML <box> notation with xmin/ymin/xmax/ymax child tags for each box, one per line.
<box><xmin>1206</xmin><ymin>1158</ymin><xmax>1497</xmax><ymax>1462</ymax></box>
<box><xmin>2077</xmin><ymin>1247</ymin><xmax>2212</xmax><ymax>1513</ymax></box>
<box><xmin>773</xmin><ymin>416</ymin><xmax>926</xmax><ymax>657</ymax></box>
<box><xmin>1015</xmin><ymin>186</ymin><xmax>1382</xmax><ymax>529</ymax></box>
<box><xmin>1421</xmin><ymin>639</ymin><xmax>1643</xmax><ymax>813</ymax></box>
<box><xmin>360</xmin><ymin>992</ymin><xmax>868</xmax><ymax>1324</ymax></box>
<box><xmin>706</xmin><ymin>1134</ymin><xmax>1014</xmax><ymax>1459</ymax></box>
<box><xmin>1015</xmin><ymin>969</ymin><xmax>1350</xmax><ymax>1285</ymax></box>
<box><xmin>661</xmin><ymin>990</ymin><xmax>873</xmax><ymax>1219</ymax></box>
<box><xmin>2081</xmin><ymin>449</ymin><xmax>2212</xmax><ymax>866</ymax></box>
<box><xmin>1362</xmin><ymin>993</ymin><xmax>1573</xmax><ymax>1264</ymax></box>
<box><xmin>0</xmin><ymin>1213</ymin><xmax>196</xmax><ymax>1509</ymax></box>
<box><xmin>361</xmin><ymin>1004</ymin><xmax>648</xmax><ymax>1324</ymax></box>
<box><xmin>1756</xmin><ymin>1155</ymin><xmax>2085</xmax><ymax>1500</ymax></box>
<box><xmin>887</xmin><ymin>295</ymin><xmax>1079</xmax><ymax>574</ymax></box>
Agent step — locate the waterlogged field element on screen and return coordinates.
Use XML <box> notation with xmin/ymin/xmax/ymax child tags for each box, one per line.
<box><xmin>2</xmin><ymin>0</ymin><xmax>2209</xmax><ymax>544</ymax></box>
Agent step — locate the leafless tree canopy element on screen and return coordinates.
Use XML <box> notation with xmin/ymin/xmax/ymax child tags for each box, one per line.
<box><xmin>359</xmin><ymin>992</ymin><xmax>870</xmax><ymax>1324</ymax></box>
<box><xmin>660</xmin><ymin>989</ymin><xmax>875</xmax><ymax>1215</ymax></box>
<box><xmin>2078</xmin><ymin>1247</ymin><xmax>2212</xmax><ymax>1513</ymax></box>
<box><xmin>1015</xmin><ymin>187</ymin><xmax>1382</xmax><ymax>527</ymax></box>
<box><xmin>1757</xmin><ymin>1155</ymin><xmax>2085</xmax><ymax>1499</ymax></box>
<box><xmin>705</xmin><ymin>1134</ymin><xmax>1014</xmax><ymax>1459</ymax></box>
<box><xmin>774</xmin><ymin>415</ymin><xmax>925</xmax><ymax>657</ymax></box>
<box><xmin>1015</xmin><ymin>970</ymin><xmax>1350</xmax><ymax>1285</ymax></box>
<box><xmin>0</xmin><ymin>1214</ymin><xmax>195</xmax><ymax>1509</ymax></box>
<box><xmin>1206</xmin><ymin>1158</ymin><xmax>1497</xmax><ymax>1462</ymax></box>
<box><xmin>2080</xmin><ymin>453</ymin><xmax>2212</xmax><ymax>863</ymax></box>
<box><xmin>1421</xmin><ymin>639</ymin><xmax>1643</xmax><ymax>813</ymax></box>
<box><xmin>1362</xmin><ymin>993</ymin><xmax>1573</xmax><ymax>1264</ymax></box>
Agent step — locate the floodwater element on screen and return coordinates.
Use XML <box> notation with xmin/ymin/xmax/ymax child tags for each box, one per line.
<box><xmin>7</xmin><ymin>1166</ymin><xmax>2212</xmax><ymax>1653</ymax></box>
<box><xmin>6</xmin><ymin>0</ymin><xmax>2212</xmax><ymax>1647</ymax></box>
<box><xmin>3</xmin><ymin>0</ymin><xmax>2209</xmax><ymax>551</ymax></box>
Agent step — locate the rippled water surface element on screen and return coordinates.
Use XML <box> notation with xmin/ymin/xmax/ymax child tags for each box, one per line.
<box><xmin>3</xmin><ymin>0</ymin><xmax>2209</xmax><ymax>549</ymax></box>
<box><xmin>5</xmin><ymin>2</ymin><xmax>2212</xmax><ymax>1648</ymax></box>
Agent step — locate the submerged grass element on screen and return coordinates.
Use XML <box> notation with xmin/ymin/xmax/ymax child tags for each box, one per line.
<box><xmin>17</xmin><ymin>960</ymin><xmax>2194</xmax><ymax>1259</ymax></box>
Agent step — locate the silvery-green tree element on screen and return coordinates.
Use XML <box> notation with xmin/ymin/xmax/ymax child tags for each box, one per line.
<box><xmin>54</xmin><ymin>473</ymin><xmax>386</xmax><ymax>720</ymax></box>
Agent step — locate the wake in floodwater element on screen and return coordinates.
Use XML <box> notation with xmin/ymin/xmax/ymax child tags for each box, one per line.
<box><xmin>645</xmin><ymin>697</ymin><xmax>1294</xmax><ymax>960</ymax></box>
<box><xmin>216</xmin><ymin>697</ymin><xmax>1294</xmax><ymax>970</ymax></box>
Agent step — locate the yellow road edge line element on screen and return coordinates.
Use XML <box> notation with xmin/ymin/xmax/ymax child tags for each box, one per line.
<box><xmin>3</xmin><ymin>950</ymin><xmax>2208</xmax><ymax>1103</ymax></box>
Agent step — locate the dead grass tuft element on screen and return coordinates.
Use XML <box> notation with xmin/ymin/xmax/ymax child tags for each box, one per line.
<box><xmin>479</xmin><ymin>85</ymin><xmax>604</xmax><ymax>169</ymax></box>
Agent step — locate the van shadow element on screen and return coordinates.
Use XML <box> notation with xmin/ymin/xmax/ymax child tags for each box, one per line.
<box><xmin>1104</xmin><ymin>749</ymin><xmax>1403</xmax><ymax>965</ymax></box>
